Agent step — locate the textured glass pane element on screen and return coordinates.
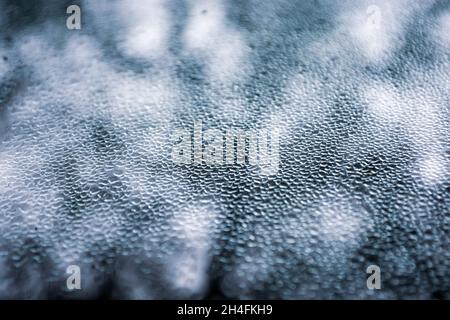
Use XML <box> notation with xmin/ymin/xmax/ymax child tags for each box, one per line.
<box><xmin>0</xmin><ymin>0</ymin><xmax>448</xmax><ymax>299</ymax></box>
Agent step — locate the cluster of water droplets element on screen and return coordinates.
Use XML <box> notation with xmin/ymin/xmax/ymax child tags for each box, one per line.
<box><xmin>0</xmin><ymin>0</ymin><xmax>448</xmax><ymax>298</ymax></box>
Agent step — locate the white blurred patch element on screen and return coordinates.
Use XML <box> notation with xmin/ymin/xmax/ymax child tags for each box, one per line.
<box><xmin>117</xmin><ymin>0</ymin><xmax>170</xmax><ymax>60</ymax></box>
<box><xmin>183</xmin><ymin>0</ymin><xmax>249</xmax><ymax>83</ymax></box>
<box><xmin>365</xmin><ymin>82</ymin><xmax>404</xmax><ymax>123</ymax></box>
<box><xmin>418</xmin><ymin>153</ymin><xmax>447</xmax><ymax>186</ymax></box>
<box><xmin>17</xmin><ymin>35</ymin><xmax>111</xmax><ymax>118</ymax></box>
<box><xmin>85</xmin><ymin>0</ymin><xmax>171</xmax><ymax>60</ymax></box>
<box><xmin>165</xmin><ymin>204</ymin><xmax>217</xmax><ymax>295</ymax></box>
<box><xmin>364</xmin><ymin>72</ymin><xmax>448</xmax><ymax>186</ymax></box>
<box><xmin>317</xmin><ymin>201</ymin><xmax>366</xmax><ymax>244</ymax></box>
<box><xmin>433</xmin><ymin>11</ymin><xmax>450</xmax><ymax>49</ymax></box>
<box><xmin>340</xmin><ymin>0</ymin><xmax>430</xmax><ymax>64</ymax></box>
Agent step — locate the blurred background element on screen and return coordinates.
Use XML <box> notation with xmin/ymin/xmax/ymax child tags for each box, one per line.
<box><xmin>0</xmin><ymin>0</ymin><xmax>449</xmax><ymax>299</ymax></box>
